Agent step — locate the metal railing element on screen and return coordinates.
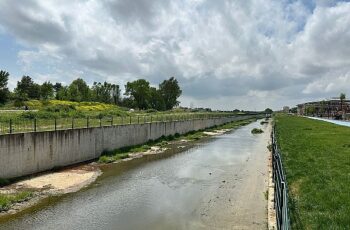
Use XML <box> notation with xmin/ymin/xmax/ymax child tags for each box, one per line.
<box><xmin>272</xmin><ymin>126</ymin><xmax>290</xmax><ymax>230</ymax></box>
<box><xmin>0</xmin><ymin>113</ymin><xmax>246</xmax><ymax>135</ymax></box>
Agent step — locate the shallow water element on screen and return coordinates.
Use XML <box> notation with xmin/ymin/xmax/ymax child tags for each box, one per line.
<box><xmin>0</xmin><ymin>120</ymin><xmax>270</xmax><ymax>230</ymax></box>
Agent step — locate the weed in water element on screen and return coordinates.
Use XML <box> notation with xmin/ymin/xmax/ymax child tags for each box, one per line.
<box><xmin>251</xmin><ymin>128</ymin><xmax>264</xmax><ymax>134</ymax></box>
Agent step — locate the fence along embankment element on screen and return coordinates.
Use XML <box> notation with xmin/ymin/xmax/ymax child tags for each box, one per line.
<box><xmin>0</xmin><ymin>115</ymin><xmax>257</xmax><ymax>179</ymax></box>
<box><xmin>272</xmin><ymin>126</ymin><xmax>290</xmax><ymax>230</ymax></box>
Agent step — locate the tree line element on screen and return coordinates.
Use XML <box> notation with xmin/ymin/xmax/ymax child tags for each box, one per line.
<box><xmin>0</xmin><ymin>70</ymin><xmax>182</xmax><ymax>111</ymax></box>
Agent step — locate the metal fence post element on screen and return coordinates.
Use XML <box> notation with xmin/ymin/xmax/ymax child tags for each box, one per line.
<box><xmin>72</xmin><ymin>118</ymin><xmax>74</xmax><ymax>129</ymax></box>
<box><xmin>87</xmin><ymin>117</ymin><xmax>89</xmax><ymax>128</ymax></box>
<box><xmin>100</xmin><ymin>118</ymin><xmax>102</xmax><ymax>127</ymax></box>
<box><xmin>111</xmin><ymin>116</ymin><xmax>113</xmax><ymax>126</ymax></box>
<box><xmin>138</xmin><ymin>116</ymin><xmax>140</xmax><ymax>124</ymax></box>
<box><xmin>34</xmin><ymin>119</ymin><xmax>37</xmax><ymax>132</ymax></box>
<box><xmin>130</xmin><ymin>116</ymin><xmax>131</xmax><ymax>124</ymax></box>
<box><xmin>9</xmin><ymin>119</ymin><xmax>13</xmax><ymax>134</ymax></box>
<box><xmin>54</xmin><ymin>118</ymin><xmax>57</xmax><ymax>131</ymax></box>
<box><xmin>151</xmin><ymin>115</ymin><xmax>153</xmax><ymax>123</ymax></box>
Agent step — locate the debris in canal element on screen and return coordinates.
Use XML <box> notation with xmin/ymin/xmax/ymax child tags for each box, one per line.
<box><xmin>251</xmin><ymin>128</ymin><xmax>264</xmax><ymax>134</ymax></box>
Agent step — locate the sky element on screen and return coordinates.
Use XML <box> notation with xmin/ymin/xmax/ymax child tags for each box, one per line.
<box><xmin>0</xmin><ymin>0</ymin><xmax>350</xmax><ymax>111</ymax></box>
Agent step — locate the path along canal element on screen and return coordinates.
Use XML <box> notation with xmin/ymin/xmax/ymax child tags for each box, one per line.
<box><xmin>0</xmin><ymin>120</ymin><xmax>270</xmax><ymax>230</ymax></box>
<box><xmin>307</xmin><ymin>116</ymin><xmax>350</xmax><ymax>127</ymax></box>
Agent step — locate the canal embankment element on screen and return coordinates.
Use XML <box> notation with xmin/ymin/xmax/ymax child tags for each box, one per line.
<box><xmin>275</xmin><ymin>115</ymin><xmax>350</xmax><ymax>229</ymax></box>
<box><xmin>0</xmin><ymin>118</ymin><xmax>271</xmax><ymax>230</ymax></box>
<box><xmin>0</xmin><ymin>115</ymin><xmax>258</xmax><ymax>180</ymax></box>
<box><xmin>0</xmin><ymin>117</ymin><xmax>259</xmax><ymax>218</ymax></box>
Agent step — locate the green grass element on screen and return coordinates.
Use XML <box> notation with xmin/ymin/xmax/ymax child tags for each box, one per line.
<box><xmin>98</xmin><ymin>117</ymin><xmax>258</xmax><ymax>163</ymax></box>
<box><xmin>0</xmin><ymin>191</ymin><xmax>33</xmax><ymax>212</ymax></box>
<box><xmin>275</xmin><ymin>115</ymin><xmax>350</xmax><ymax>229</ymax></box>
<box><xmin>0</xmin><ymin>99</ymin><xmax>243</xmax><ymax>135</ymax></box>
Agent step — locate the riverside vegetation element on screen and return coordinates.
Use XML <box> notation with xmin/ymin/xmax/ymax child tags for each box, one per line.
<box><xmin>275</xmin><ymin>115</ymin><xmax>350</xmax><ymax>229</ymax></box>
<box><xmin>0</xmin><ymin>178</ymin><xmax>34</xmax><ymax>212</ymax></box>
<box><xmin>0</xmin><ymin>99</ymin><xmax>242</xmax><ymax>134</ymax></box>
<box><xmin>0</xmin><ymin>70</ymin><xmax>257</xmax><ymax>135</ymax></box>
<box><xmin>0</xmin><ymin>192</ymin><xmax>33</xmax><ymax>212</ymax></box>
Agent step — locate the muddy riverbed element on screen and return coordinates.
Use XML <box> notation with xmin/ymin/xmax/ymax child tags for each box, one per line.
<box><xmin>0</xmin><ymin>120</ymin><xmax>270</xmax><ymax>230</ymax></box>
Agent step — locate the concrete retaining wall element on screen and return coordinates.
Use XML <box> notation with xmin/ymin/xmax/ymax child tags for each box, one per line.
<box><xmin>0</xmin><ymin>115</ymin><xmax>256</xmax><ymax>179</ymax></box>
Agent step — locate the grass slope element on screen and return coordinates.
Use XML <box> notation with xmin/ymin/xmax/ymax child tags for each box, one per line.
<box><xmin>275</xmin><ymin>115</ymin><xmax>350</xmax><ymax>229</ymax></box>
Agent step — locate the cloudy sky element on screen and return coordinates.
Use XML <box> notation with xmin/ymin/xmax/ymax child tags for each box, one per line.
<box><xmin>0</xmin><ymin>0</ymin><xmax>349</xmax><ymax>110</ymax></box>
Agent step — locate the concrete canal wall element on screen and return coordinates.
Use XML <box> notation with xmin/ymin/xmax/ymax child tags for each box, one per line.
<box><xmin>0</xmin><ymin>115</ymin><xmax>256</xmax><ymax>179</ymax></box>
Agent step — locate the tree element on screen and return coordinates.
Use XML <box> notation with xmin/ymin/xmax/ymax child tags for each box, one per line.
<box><xmin>340</xmin><ymin>93</ymin><xmax>346</xmax><ymax>112</ymax></box>
<box><xmin>0</xmin><ymin>70</ymin><xmax>10</xmax><ymax>104</ymax></box>
<box><xmin>125</xmin><ymin>79</ymin><xmax>151</xmax><ymax>110</ymax></box>
<box><xmin>290</xmin><ymin>107</ymin><xmax>297</xmax><ymax>114</ymax></box>
<box><xmin>159</xmin><ymin>77</ymin><xmax>182</xmax><ymax>110</ymax></box>
<box><xmin>149</xmin><ymin>87</ymin><xmax>165</xmax><ymax>111</ymax></box>
<box><xmin>320</xmin><ymin>100</ymin><xmax>327</xmax><ymax>117</ymax></box>
<box><xmin>15</xmin><ymin>76</ymin><xmax>41</xmax><ymax>100</ymax></box>
<box><xmin>40</xmin><ymin>81</ymin><xmax>54</xmax><ymax>100</ymax></box>
<box><xmin>53</xmin><ymin>83</ymin><xmax>63</xmax><ymax>99</ymax></box>
<box><xmin>56</xmin><ymin>86</ymin><xmax>69</xmax><ymax>100</ymax></box>
<box><xmin>67</xmin><ymin>78</ymin><xmax>91</xmax><ymax>102</ymax></box>
<box><xmin>111</xmin><ymin>84</ymin><xmax>120</xmax><ymax>105</ymax></box>
<box><xmin>306</xmin><ymin>105</ymin><xmax>315</xmax><ymax>116</ymax></box>
<box><xmin>265</xmin><ymin>108</ymin><xmax>273</xmax><ymax>114</ymax></box>
<box><xmin>91</xmin><ymin>82</ymin><xmax>120</xmax><ymax>104</ymax></box>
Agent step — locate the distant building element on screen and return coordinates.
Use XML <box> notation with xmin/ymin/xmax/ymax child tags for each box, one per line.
<box><xmin>283</xmin><ymin>106</ymin><xmax>290</xmax><ymax>113</ymax></box>
<box><xmin>297</xmin><ymin>97</ymin><xmax>350</xmax><ymax>120</ymax></box>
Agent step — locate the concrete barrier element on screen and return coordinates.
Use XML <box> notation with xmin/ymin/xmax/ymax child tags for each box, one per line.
<box><xmin>0</xmin><ymin>115</ymin><xmax>256</xmax><ymax>179</ymax></box>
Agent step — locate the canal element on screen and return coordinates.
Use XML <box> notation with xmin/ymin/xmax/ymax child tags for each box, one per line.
<box><xmin>0</xmin><ymin>120</ymin><xmax>270</xmax><ymax>230</ymax></box>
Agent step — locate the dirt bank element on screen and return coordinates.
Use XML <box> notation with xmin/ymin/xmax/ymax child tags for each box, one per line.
<box><xmin>0</xmin><ymin>165</ymin><xmax>101</xmax><ymax>216</ymax></box>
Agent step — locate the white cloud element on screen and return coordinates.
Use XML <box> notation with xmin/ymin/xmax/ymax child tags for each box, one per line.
<box><xmin>0</xmin><ymin>0</ymin><xmax>349</xmax><ymax>110</ymax></box>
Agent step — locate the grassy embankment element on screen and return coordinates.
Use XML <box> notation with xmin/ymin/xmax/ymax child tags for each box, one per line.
<box><xmin>0</xmin><ymin>100</ymin><xmax>241</xmax><ymax>134</ymax></box>
<box><xmin>99</xmin><ymin>117</ymin><xmax>258</xmax><ymax>163</ymax></box>
<box><xmin>275</xmin><ymin>115</ymin><xmax>350</xmax><ymax>229</ymax></box>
